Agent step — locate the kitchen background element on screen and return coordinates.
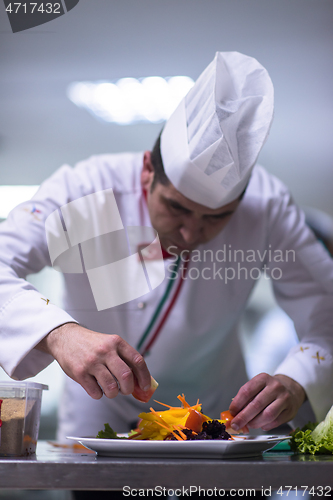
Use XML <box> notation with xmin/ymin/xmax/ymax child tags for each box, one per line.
<box><xmin>1</xmin><ymin>0</ymin><xmax>332</xmax><ymax>445</ymax></box>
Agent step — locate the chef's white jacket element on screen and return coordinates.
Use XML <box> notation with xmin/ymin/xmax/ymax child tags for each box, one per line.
<box><xmin>1</xmin><ymin>153</ymin><xmax>333</xmax><ymax>440</ymax></box>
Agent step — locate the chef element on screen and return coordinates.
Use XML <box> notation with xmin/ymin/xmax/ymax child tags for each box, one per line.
<box><xmin>0</xmin><ymin>52</ymin><xmax>333</xmax><ymax>442</ymax></box>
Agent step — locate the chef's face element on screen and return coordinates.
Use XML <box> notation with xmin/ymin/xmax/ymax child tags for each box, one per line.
<box><xmin>141</xmin><ymin>152</ymin><xmax>242</xmax><ymax>254</ymax></box>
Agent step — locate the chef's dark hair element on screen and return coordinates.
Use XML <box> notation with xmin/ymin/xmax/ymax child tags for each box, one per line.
<box><xmin>150</xmin><ymin>133</ymin><xmax>170</xmax><ymax>191</ymax></box>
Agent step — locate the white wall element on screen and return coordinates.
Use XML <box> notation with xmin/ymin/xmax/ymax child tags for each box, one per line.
<box><xmin>1</xmin><ymin>0</ymin><xmax>332</xmax><ymax>215</ymax></box>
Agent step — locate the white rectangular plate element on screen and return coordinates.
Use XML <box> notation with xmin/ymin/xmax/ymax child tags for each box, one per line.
<box><xmin>67</xmin><ymin>435</ymin><xmax>289</xmax><ymax>459</ymax></box>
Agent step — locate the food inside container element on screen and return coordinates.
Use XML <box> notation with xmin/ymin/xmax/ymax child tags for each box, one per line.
<box><xmin>0</xmin><ymin>381</ymin><xmax>48</xmax><ymax>456</ymax></box>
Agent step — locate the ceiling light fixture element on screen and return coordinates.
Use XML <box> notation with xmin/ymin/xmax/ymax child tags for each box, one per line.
<box><xmin>67</xmin><ymin>76</ymin><xmax>194</xmax><ymax>125</ymax></box>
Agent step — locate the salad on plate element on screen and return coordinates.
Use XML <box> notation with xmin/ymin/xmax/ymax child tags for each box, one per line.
<box><xmin>96</xmin><ymin>394</ymin><xmax>248</xmax><ymax>442</ymax></box>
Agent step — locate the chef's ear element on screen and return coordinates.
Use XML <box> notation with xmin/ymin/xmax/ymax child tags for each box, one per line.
<box><xmin>141</xmin><ymin>151</ymin><xmax>155</xmax><ymax>190</ymax></box>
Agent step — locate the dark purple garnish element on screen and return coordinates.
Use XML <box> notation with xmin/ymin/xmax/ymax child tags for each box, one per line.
<box><xmin>168</xmin><ymin>420</ymin><xmax>231</xmax><ymax>441</ymax></box>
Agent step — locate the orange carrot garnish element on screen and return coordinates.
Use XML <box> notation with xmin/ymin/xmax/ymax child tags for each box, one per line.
<box><xmin>172</xmin><ymin>425</ymin><xmax>187</xmax><ymax>440</ymax></box>
<box><xmin>153</xmin><ymin>400</ymin><xmax>177</xmax><ymax>409</ymax></box>
<box><xmin>177</xmin><ymin>394</ymin><xmax>191</xmax><ymax>408</ymax></box>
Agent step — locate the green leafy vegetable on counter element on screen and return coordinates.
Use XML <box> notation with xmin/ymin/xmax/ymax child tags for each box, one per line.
<box><xmin>290</xmin><ymin>405</ymin><xmax>333</xmax><ymax>455</ymax></box>
<box><xmin>96</xmin><ymin>423</ymin><xmax>127</xmax><ymax>439</ymax></box>
<box><xmin>290</xmin><ymin>422</ymin><xmax>319</xmax><ymax>454</ymax></box>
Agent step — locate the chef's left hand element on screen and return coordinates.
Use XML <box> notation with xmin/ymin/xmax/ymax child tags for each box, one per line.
<box><xmin>228</xmin><ymin>373</ymin><xmax>306</xmax><ymax>431</ymax></box>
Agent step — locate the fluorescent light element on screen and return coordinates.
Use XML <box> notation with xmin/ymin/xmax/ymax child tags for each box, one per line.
<box><xmin>0</xmin><ymin>185</ymin><xmax>39</xmax><ymax>219</ymax></box>
<box><xmin>67</xmin><ymin>76</ymin><xmax>194</xmax><ymax>125</ymax></box>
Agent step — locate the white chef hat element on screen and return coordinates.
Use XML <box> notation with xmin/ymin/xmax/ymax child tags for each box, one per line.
<box><xmin>160</xmin><ymin>51</ymin><xmax>274</xmax><ymax>209</ymax></box>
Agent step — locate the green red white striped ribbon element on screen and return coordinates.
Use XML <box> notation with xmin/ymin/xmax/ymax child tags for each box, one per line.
<box><xmin>136</xmin><ymin>256</ymin><xmax>189</xmax><ymax>356</ymax></box>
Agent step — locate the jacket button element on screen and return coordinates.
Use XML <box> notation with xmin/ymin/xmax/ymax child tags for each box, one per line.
<box><xmin>137</xmin><ymin>301</ymin><xmax>146</xmax><ymax>310</ymax></box>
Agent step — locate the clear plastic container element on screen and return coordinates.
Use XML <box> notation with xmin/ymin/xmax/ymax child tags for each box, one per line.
<box><xmin>0</xmin><ymin>381</ymin><xmax>48</xmax><ymax>456</ymax></box>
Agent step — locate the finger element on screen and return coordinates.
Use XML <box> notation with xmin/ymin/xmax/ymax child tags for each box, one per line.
<box><xmin>231</xmin><ymin>386</ymin><xmax>277</xmax><ymax>430</ymax></box>
<box><xmin>91</xmin><ymin>364</ymin><xmax>120</xmax><ymax>399</ymax></box>
<box><xmin>229</xmin><ymin>373</ymin><xmax>269</xmax><ymax>417</ymax></box>
<box><xmin>115</xmin><ymin>336</ymin><xmax>151</xmax><ymax>392</ymax></box>
<box><xmin>246</xmin><ymin>398</ymin><xmax>288</xmax><ymax>430</ymax></box>
<box><xmin>104</xmin><ymin>355</ymin><xmax>135</xmax><ymax>396</ymax></box>
<box><xmin>77</xmin><ymin>373</ymin><xmax>104</xmax><ymax>400</ymax></box>
<box><xmin>261</xmin><ymin>409</ymin><xmax>290</xmax><ymax>431</ymax></box>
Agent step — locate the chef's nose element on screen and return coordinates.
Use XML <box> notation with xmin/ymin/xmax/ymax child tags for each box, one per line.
<box><xmin>179</xmin><ymin>218</ymin><xmax>204</xmax><ymax>245</ymax></box>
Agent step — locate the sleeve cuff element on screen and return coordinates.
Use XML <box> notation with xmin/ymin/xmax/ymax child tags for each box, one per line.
<box><xmin>0</xmin><ymin>289</ymin><xmax>78</xmax><ymax>379</ymax></box>
<box><xmin>274</xmin><ymin>342</ymin><xmax>333</xmax><ymax>422</ymax></box>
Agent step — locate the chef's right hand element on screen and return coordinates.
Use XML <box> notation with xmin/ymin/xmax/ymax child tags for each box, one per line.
<box><xmin>36</xmin><ymin>322</ymin><xmax>152</xmax><ymax>400</ymax></box>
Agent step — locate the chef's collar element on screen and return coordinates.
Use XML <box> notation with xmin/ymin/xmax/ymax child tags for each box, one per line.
<box><xmin>142</xmin><ymin>187</ymin><xmax>173</xmax><ymax>260</ymax></box>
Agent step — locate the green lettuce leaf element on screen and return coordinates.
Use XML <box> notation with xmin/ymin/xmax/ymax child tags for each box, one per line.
<box><xmin>96</xmin><ymin>423</ymin><xmax>127</xmax><ymax>439</ymax></box>
<box><xmin>311</xmin><ymin>405</ymin><xmax>333</xmax><ymax>452</ymax></box>
<box><xmin>290</xmin><ymin>405</ymin><xmax>333</xmax><ymax>455</ymax></box>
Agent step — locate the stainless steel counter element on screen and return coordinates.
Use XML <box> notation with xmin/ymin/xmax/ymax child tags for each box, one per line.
<box><xmin>0</xmin><ymin>441</ymin><xmax>332</xmax><ymax>491</ymax></box>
